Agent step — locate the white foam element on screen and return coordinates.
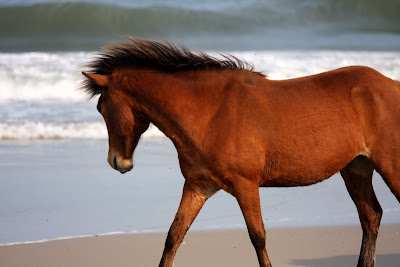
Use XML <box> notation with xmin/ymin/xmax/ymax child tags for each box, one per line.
<box><xmin>0</xmin><ymin>228</ymin><xmax>169</xmax><ymax>246</ymax></box>
<box><xmin>0</xmin><ymin>122</ymin><xmax>164</xmax><ymax>140</ymax></box>
<box><xmin>233</xmin><ymin>50</ymin><xmax>400</xmax><ymax>80</ymax></box>
<box><xmin>1</xmin><ymin>50</ymin><xmax>399</xmax><ymax>102</ymax></box>
<box><xmin>0</xmin><ymin>121</ymin><xmax>107</xmax><ymax>140</ymax></box>
<box><xmin>0</xmin><ymin>52</ymin><xmax>92</xmax><ymax>102</ymax></box>
<box><xmin>1</xmin><ymin>235</ymin><xmax>93</xmax><ymax>246</ymax></box>
<box><xmin>0</xmin><ymin>231</ymin><xmax>131</xmax><ymax>246</ymax></box>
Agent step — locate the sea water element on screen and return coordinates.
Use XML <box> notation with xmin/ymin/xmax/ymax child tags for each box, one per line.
<box><xmin>1</xmin><ymin>51</ymin><xmax>399</xmax><ymax>140</ymax></box>
<box><xmin>0</xmin><ymin>0</ymin><xmax>399</xmax><ymax>244</ymax></box>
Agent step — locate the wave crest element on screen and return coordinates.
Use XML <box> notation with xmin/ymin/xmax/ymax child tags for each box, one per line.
<box><xmin>0</xmin><ymin>0</ymin><xmax>399</xmax><ymax>51</ymax></box>
<box><xmin>0</xmin><ymin>122</ymin><xmax>164</xmax><ymax>140</ymax></box>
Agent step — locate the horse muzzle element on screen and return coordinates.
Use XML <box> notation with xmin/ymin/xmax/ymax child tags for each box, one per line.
<box><xmin>108</xmin><ymin>154</ymin><xmax>133</xmax><ymax>174</ymax></box>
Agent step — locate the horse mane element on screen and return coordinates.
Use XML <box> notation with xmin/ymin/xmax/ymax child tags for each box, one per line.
<box><xmin>81</xmin><ymin>36</ymin><xmax>263</xmax><ymax>98</ymax></box>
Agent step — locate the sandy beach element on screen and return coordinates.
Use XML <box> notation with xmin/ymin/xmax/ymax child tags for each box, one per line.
<box><xmin>0</xmin><ymin>224</ymin><xmax>399</xmax><ymax>267</ymax></box>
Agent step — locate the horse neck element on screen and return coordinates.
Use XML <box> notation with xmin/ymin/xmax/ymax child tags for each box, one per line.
<box><xmin>126</xmin><ymin>69</ymin><xmax>231</xmax><ymax>149</ymax></box>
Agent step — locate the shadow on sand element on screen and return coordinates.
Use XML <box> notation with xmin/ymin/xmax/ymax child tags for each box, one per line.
<box><xmin>291</xmin><ymin>254</ymin><xmax>400</xmax><ymax>267</ymax></box>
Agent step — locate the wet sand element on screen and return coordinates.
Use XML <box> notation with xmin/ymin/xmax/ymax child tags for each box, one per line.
<box><xmin>0</xmin><ymin>224</ymin><xmax>399</xmax><ymax>267</ymax></box>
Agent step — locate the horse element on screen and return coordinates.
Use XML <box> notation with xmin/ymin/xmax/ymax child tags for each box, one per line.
<box><xmin>81</xmin><ymin>36</ymin><xmax>400</xmax><ymax>267</ymax></box>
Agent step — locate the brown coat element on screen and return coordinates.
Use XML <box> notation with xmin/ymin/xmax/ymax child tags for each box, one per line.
<box><xmin>82</xmin><ymin>37</ymin><xmax>400</xmax><ymax>267</ymax></box>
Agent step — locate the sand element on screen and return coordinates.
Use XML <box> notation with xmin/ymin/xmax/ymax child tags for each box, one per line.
<box><xmin>0</xmin><ymin>224</ymin><xmax>399</xmax><ymax>267</ymax></box>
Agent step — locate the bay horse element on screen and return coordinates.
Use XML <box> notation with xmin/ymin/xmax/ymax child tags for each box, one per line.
<box><xmin>81</xmin><ymin>37</ymin><xmax>400</xmax><ymax>267</ymax></box>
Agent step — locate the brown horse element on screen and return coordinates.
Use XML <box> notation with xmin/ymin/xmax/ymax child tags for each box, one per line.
<box><xmin>81</xmin><ymin>37</ymin><xmax>400</xmax><ymax>267</ymax></box>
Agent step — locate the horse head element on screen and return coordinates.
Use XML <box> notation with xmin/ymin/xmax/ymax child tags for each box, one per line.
<box><xmin>82</xmin><ymin>72</ymin><xmax>149</xmax><ymax>173</ymax></box>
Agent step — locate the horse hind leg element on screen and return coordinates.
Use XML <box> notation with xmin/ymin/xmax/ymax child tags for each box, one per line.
<box><xmin>340</xmin><ymin>155</ymin><xmax>382</xmax><ymax>267</ymax></box>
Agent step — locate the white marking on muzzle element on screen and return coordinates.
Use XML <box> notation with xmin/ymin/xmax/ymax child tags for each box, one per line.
<box><xmin>108</xmin><ymin>154</ymin><xmax>133</xmax><ymax>174</ymax></box>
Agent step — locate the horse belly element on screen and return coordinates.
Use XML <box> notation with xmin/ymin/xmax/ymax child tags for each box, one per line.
<box><xmin>262</xmin><ymin>163</ymin><xmax>343</xmax><ymax>187</ymax></box>
<box><xmin>261</xmin><ymin>126</ymin><xmax>364</xmax><ymax>187</ymax></box>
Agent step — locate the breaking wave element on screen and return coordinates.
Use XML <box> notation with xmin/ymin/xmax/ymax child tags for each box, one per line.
<box><xmin>1</xmin><ymin>0</ymin><xmax>399</xmax><ymax>51</ymax></box>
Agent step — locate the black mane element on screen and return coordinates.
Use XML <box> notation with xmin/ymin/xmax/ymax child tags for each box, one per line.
<box><xmin>81</xmin><ymin>36</ymin><xmax>261</xmax><ymax>98</ymax></box>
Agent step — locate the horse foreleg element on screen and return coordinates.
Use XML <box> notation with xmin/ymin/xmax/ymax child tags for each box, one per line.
<box><xmin>233</xmin><ymin>179</ymin><xmax>272</xmax><ymax>267</ymax></box>
<box><xmin>340</xmin><ymin>156</ymin><xmax>382</xmax><ymax>267</ymax></box>
<box><xmin>159</xmin><ymin>181</ymin><xmax>213</xmax><ymax>267</ymax></box>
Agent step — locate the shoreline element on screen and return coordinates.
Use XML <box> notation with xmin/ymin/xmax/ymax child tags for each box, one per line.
<box><xmin>0</xmin><ymin>224</ymin><xmax>399</xmax><ymax>267</ymax></box>
<box><xmin>0</xmin><ymin>222</ymin><xmax>396</xmax><ymax>247</ymax></box>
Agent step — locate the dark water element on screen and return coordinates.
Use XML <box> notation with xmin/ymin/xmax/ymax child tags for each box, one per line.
<box><xmin>1</xmin><ymin>0</ymin><xmax>400</xmax><ymax>51</ymax></box>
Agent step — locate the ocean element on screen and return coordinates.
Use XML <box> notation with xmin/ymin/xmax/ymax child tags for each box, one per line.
<box><xmin>1</xmin><ymin>0</ymin><xmax>400</xmax><ymax>51</ymax></box>
<box><xmin>0</xmin><ymin>0</ymin><xmax>399</xmax><ymax>245</ymax></box>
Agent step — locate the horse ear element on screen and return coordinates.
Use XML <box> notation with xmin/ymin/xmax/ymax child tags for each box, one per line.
<box><xmin>82</xmin><ymin>72</ymin><xmax>108</xmax><ymax>87</ymax></box>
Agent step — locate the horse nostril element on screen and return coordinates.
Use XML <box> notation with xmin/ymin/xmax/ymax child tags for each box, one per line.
<box><xmin>113</xmin><ymin>156</ymin><xmax>118</xmax><ymax>170</ymax></box>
